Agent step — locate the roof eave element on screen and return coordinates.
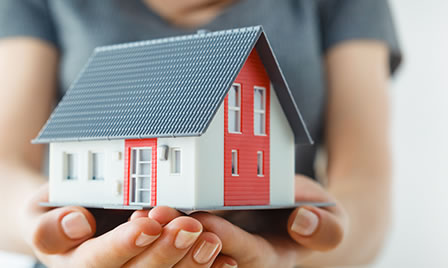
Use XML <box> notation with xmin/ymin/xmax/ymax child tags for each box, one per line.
<box><xmin>255</xmin><ymin>31</ymin><xmax>313</xmax><ymax>145</ymax></box>
<box><xmin>32</xmin><ymin>132</ymin><xmax>203</xmax><ymax>144</ymax></box>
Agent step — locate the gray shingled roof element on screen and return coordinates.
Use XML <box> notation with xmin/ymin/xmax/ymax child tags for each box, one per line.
<box><xmin>33</xmin><ymin>26</ymin><xmax>312</xmax><ymax>144</ymax></box>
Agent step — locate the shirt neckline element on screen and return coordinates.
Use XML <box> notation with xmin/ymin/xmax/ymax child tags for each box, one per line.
<box><xmin>135</xmin><ymin>0</ymin><xmax>254</xmax><ymax>33</ymax></box>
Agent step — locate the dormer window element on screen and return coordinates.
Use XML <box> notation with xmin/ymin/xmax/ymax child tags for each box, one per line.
<box><xmin>228</xmin><ymin>84</ymin><xmax>241</xmax><ymax>133</ymax></box>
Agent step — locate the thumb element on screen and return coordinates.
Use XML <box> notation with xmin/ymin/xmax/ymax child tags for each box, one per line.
<box><xmin>31</xmin><ymin>206</ymin><xmax>96</xmax><ymax>254</ymax></box>
<box><xmin>287</xmin><ymin>206</ymin><xmax>345</xmax><ymax>251</ymax></box>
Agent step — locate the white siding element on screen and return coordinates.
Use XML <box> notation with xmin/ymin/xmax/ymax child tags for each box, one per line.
<box><xmin>156</xmin><ymin>138</ymin><xmax>196</xmax><ymax>208</ymax></box>
<box><xmin>269</xmin><ymin>85</ymin><xmax>295</xmax><ymax>205</ymax></box>
<box><xmin>49</xmin><ymin>140</ymin><xmax>125</xmax><ymax>205</ymax></box>
<box><xmin>195</xmin><ymin>104</ymin><xmax>224</xmax><ymax>208</ymax></box>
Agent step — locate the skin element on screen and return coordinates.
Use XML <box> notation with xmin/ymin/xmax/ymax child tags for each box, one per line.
<box><xmin>0</xmin><ymin>0</ymin><xmax>392</xmax><ymax>267</ymax></box>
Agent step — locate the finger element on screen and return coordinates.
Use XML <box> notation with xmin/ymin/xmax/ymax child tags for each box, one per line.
<box><xmin>148</xmin><ymin>206</ymin><xmax>185</xmax><ymax>225</ymax></box>
<box><xmin>25</xmin><ymin>183</ymin><xmax>51</xmax><ymax>214</ymax></box>
<box><xmin>72</xmin><ymin>216</ymin><xmax>162</xmax><ymax>267</ymax></box>
<box><xmin>294</xmin><ymin>174</ymin><xmax>335</xmax><ymax>204</ymax></box>
<box><xmin>175</xmin><ymin>232</ymin><xmax>222</xmax><ymax>267</ymax></box>
<box><xmin>130</xmin><ymin>210</ymin><xmax>149</xmax><ymax>221</ymax></box>
<box><xmin>124</xmin><ymin>216</ymin><xmax>202</xmax><ymax>267</ymax></box>
<box><xmin>287</xmin><ymin>206</ymin><xmax>345</xmax><ymax>251</ymax></box>
<box><xmin>130</xmin><ymin>205</ymin><xmax>183</xmax><ymax>223</ymax></box>
<box><xmin>191</xmin><ymin>212</ymin><xmax>268</xmax><ymax>264</ymax></box>
<box><xmin>211</xmin><ymin>255</ymin><xmax>238</xmax><ymax>268</ymax></box>
<box><xmin>31</xmin><ymin>206</ymin><xmax>96</xmax><ymax>254</ymax></box>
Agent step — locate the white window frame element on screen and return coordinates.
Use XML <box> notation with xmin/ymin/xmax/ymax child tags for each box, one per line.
<box><xmin>231</xmin><ymin>149</ymin><xmax>239</xmax><ymax>176</ymax></box>
<box><xmin>64</xmin><ymin>152</ymin><xmax>78</xmax><ymax>181</ymax></box>
<box><xmin>130</xmin><ymin>147</ymin><xmax>152</xmax><ymax>205</ymax></box>
<box><xmin>228</xmin><ymin>83</ymin><xmax>242</xmax><ymax>134</ymax></box>
<box><xmin>257</xmin><ymin>151</ymin><xmax>264</xmax><ymax>177</ymax></box>
<box><xmin>89</xmin><ymin>152</ymin><xmax>105</xmax><ymax>181</ymax></box>
<box><xmin>170</xmin><ymin>148</ymin><xmax>182</xmax><ymax>175</ymax></box>
<box><xmin>254</xmin><ymin>86</ymin><xmax>266</xmax><ymax>135</ymax></box>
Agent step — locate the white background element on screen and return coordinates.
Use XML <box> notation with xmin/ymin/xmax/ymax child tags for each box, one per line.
<box><xmin>372</xmin><ymin>0</ymin><xmax>448</xmax><ymax>267</ymax></box>
<box><xmin>1</xmin><ymin>0</ymin><xmax>448</xmax><ymax>267</ymax></box>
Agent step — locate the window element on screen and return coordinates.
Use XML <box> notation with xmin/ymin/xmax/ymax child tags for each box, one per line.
<box><xmin>130</xmin><ymin>148</ymin><xmax>152</xmax><ymax>204</ymax></box>
<box><xmin>257</xmin><ymin>151</ymin><xmax>264</xmax><ymax>176</ymax></box>
<box><xmin>171</xmin><ymin>148</ymin><xmax>181</xmax><ymax>174</ymax></box>
<box><xmin>228</xmin><ymin>84</ymin><xmax>241</xmax><ymax>133</ymax></box>
<box><xmin>65</xmin><ymin>153</ymin><xmax>77</xmax><ymax>180</ymax></box>
<box><xmin>231</xmin><ymin>150</ymin><xmax>239</xmax><ymax>176</ymax></box>
<box><xmin>91</xmin><ymin>152</ymin><xmax>104</xmax><ymax>180</ymax></box>
<box><xmin>254</xmin><ymin>86</ymin><xmax>266</xmax><ymax>135</ymax></box>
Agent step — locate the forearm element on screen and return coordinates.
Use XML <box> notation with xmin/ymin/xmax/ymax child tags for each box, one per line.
<box><xmin>300</xmin><ymin>173</ymin><xmax>392</xmax><ymax>267</ymax></box>
<box><xmin>0</xmin><ymin>160</ymin><xmax>46</xmax><ymax>255</ymax></box>
<box><xmin>299</xmin><ymin>41</ymin><xmax>393</xmax><ymax>267</ymax></box>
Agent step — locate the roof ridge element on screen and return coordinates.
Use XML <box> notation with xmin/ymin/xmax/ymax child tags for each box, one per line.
<box><xmin>95</xmin><ymin>25</ymin><xmax>262</xmax><ymax>52</ymax></box>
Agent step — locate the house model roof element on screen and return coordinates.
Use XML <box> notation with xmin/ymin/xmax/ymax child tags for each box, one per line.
<box><xmin>33</xmin><ymin>26</ymin><xmax>312</xmax><ymax>144</ymax></box>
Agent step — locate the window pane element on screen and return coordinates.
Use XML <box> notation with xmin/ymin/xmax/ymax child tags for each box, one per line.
<box><xmin>229</xmin><ymin>110</ymin><xmax>240</xmax><ymax>133</ymax></box>
<box><xmin>130</xmin><ymin>177</ymin><xmax>136</xmax><ymax>202</ymax></box>
<box><xmin>259</xmin><ymin>113</ymin><xmax>265</xmax><ymax>134</ymax></box>
<box><xmin>140</xmin><ymin>149</ymin><xmax>151</xmax><ymax>162</ymax></box>
<box><xmin>175</xmin><ymin>150</ymin><xmax>181</xmax><ymax>173</ymax></box>
<box><xmin>131</xmin><ymin>149</ymin><xmax>137</xmax><ymax>174</ymax></box>
<box><xmin>254</xmin><ymin>112</ymin><xmax>261</xmax><ymax>134</ymax></box>
<box><xmin>232</xmin><ymin>150</ymin><xmax>238</xmax><ymax>175</ymax></box>
<box><xmin>234</xmin><ymin>111</ymin><xmax>240</xmax><ymax>132</ymax></box>
<box><xmin>140</xmin><ymin>163</ymin><xmax>151</xmax><ymax>175</ymax></box>
<box><xmin>257</xmin><ymin>152</ymin><xmax>263</xmax><ymax>176</ymax></box>
<box><xmin>67</xmin><ymin>154</ymin><xmax>77</xmax><ymax>180</ymax></box>
<box><xmin>172</xmin><ymin>149</ymin><xmax>181</xmax><ymax>174</ymax></box>
<box><xmin>229</xmin><ymin>85</ymin><xmax>239</xmax><ymax>107</ymax></box>
<box><xmin>254</xmin><ymin>88</ymin><xmax>264</xmax><ymax>110</ymax></box>
<box><xmin>139</xmin><ymin>190</ymin><xmax>150</xmax><ymax>203</ymax></box>
<box><xmin>139</xmin><ymin>177</ymin><xmax>151</xmax><ymax>189</ymax></box>
<box><xmin>92</xmin><ymin>153</ymin><xmax>104</xmax><ymax>180</ymax></box>
<box><xmin>254</xmin><ymin>112</ymin><xmax>265</xmax><ymax>135</ymax></box>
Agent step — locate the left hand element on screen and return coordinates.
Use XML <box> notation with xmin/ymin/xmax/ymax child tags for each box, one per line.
<box><xmin>190</xmin><ymin>174</ymin><xmax>348</xmax><ymax>267</ymax></box>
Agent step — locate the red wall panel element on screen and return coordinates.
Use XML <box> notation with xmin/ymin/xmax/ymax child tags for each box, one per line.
<box><xmin>124</xmin><ymin>139</ymin><xmax>158</xmax><ymax>206</ymax></box>
<box><xmin>224</xmin><ymin>49</ymin><xmax>271</xmax><ymax>206</ymax></box>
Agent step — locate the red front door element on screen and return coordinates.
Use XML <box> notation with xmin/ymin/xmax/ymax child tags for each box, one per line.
<box><xmin>124</xmin><ymin>139</ymin><xmax>157</xmax><ymax>206</ymax></box>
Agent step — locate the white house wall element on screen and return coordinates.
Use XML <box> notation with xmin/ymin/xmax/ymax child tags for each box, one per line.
<box><xmin>270</xmin><ymin>85</ymin><xmax>295</xmax><ymax>205</ymax></box>
<box><xmin>49</xmin><ymin>140</ymin><xmax>125</xmax><ymax>205</ymax></box>
<box><xmin>156</xmin><ymin>137</ymin><xmax>196</xmax><ymax>208</ymax></box>
<box><xmin>195</xmin><ymin>104</ymin><xmax>224</xmax><ymax>208</ymax></box>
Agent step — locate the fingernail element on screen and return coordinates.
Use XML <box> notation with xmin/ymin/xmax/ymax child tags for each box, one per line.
<box><xmin>222</xmin><ymin>263</ymin><xmax>238</xmax><ymax>268</ymax></box>
<box><xmin>174</xmin><ymin>229</ymin><xmax>201</xmax><ymax>249</ymax></box>
<box><xmin>291</xmin><ymin>208</ymin><xmax>319</xmax><ymax>236</ymax></box>
<box><xmin>193</xmin><ymin>240</ymin><xmax>220</xmax><ymax>264</ymax></box>
<box><xmin>135</xmin><ymin>232</ymin><xmax>160</xmax><ymax>247</ymax></box>
<box><xmin>61</xmin><ymin>212</ymin><xmax>92</xmax><ymax>239</ymax></box>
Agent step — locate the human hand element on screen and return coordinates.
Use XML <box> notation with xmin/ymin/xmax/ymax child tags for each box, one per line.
<box><xmin>190</xmin><ymin>175</ymin><xmax>347</xmax><ymax>267</ymax></box>
<box><xmin>23</xmin><ymin>184</ymin><xmax>226</xmax><ymax>267</ymax></box>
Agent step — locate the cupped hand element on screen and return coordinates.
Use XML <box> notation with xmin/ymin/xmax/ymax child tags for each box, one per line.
<box><xmin>191</xmin><ymin>175</ymin><xmax>348</xmax><ymax>267</ymax></box>
<box><xmin>23</xmin><ymin>184</ymin><xmax>225</xmax><ymax>268</ymax></box>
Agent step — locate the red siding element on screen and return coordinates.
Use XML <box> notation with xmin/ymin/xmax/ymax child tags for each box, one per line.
<box><xmin>224</xmin><ymin>49</ymin><xmax>271</xmax><ymax>206</ymax></box>
<box><xmin>124</xmin><ymin>139</ymin><xmax>157</xmax><ymax>206</ymax></box>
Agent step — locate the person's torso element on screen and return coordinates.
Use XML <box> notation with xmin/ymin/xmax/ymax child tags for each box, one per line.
<box><xmin>47</xmin><ymin>0</ymin><xmax>326</xmax><ymax>177</ymax></box>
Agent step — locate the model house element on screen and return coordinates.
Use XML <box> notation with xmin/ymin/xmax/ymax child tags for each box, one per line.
<box><xmin>33</xmin><ymin>26</ymin><xmax>312</xmax><ymax>210</ymax></box>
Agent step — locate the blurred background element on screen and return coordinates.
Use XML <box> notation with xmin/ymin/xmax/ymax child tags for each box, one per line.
<box><xmin>1</xmin><ymin>0</ymin><xmax>447</xmax><ymax>267</ymax></box>
<box><xmin>371</xmin><ymin>0</ymin><xmax>448</xmax><ymax>267</ymax></box>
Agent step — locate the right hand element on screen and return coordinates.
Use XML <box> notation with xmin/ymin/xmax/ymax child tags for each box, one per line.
<box><xmin>22</xmin><ymin>184</ymin><xmax>229</xmax><ymax>267</ymax></box>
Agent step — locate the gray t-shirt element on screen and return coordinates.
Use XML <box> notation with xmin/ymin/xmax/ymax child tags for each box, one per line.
<box><xmin>0</xmin><ymin>0</ymin><xmax>401</xmax><ymax>178</ymax></box>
